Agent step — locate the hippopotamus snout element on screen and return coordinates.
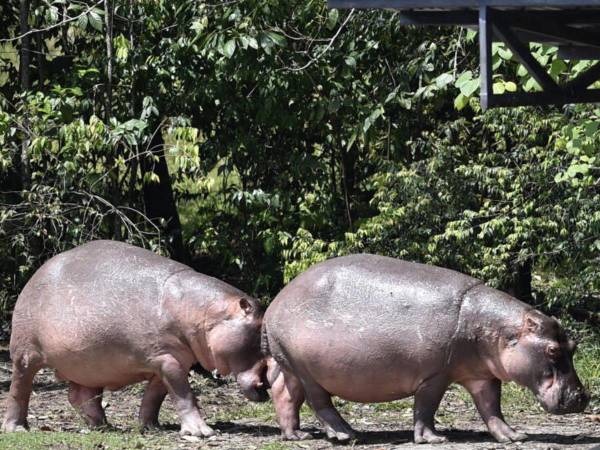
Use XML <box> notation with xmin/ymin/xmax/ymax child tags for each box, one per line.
<box><xmin>539</xmin><ymin>382</ymin><xmax>590</xmax><ymax>415</ymax></box>
<box><xmin>236</xmin><ymin>362</ymin><xmax>270</xmax><ymax>403</ymax></box>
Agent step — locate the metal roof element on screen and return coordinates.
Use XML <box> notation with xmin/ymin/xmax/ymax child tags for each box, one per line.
<box><xmin>329</xmin><ymin>1</ymin><xmax>600</xmax><ymax>9</ymax></box>
<box><xmin>328</xmin><ymin>1</ymin><xmax>600</xmax><ymax>108</ymax></box>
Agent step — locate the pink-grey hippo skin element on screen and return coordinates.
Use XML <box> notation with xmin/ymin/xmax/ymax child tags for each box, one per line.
<box><xmin>262</xmin><ymin>254</ymin><xmax>590</xmax><ymax>444</ymax></box>
<box><xmin>2</xmin><ymin>240</ymin><xmax>268</xmax><ymax>436</ymax></box>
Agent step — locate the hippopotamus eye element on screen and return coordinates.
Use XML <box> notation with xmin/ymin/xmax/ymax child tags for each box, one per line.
<box><xmin>545</xmin><ymin>344</ymin><xmax>560</xmax><ymax>359</ymax></box>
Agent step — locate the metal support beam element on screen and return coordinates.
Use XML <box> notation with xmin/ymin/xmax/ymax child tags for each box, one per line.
<box><xmin>479</xmin><ymin>7</ymin><xmax>493</xmax><ymax>110</ymax></box>
<box><xmin>503</xmin><ymin>13</ymin><xmax>600</xmax><ymax>50</ymax></box>
<box><xmin>493</xmin><ymin>19</ymin><xmax>560</xmax><ymax>93</ymax></box>
<box><xmin>486</xmin><ymin>89</ymin><xmax>600</xmax><ymax>107</ymax></box>
<box><xmin>565</xmin><ymin>61</ymin><xmax>600</xmax><ymax>91</ymax></box>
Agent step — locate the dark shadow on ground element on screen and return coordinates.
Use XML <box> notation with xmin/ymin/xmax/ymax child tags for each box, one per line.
<box><xmin>350</xmin><ymin>429</ymin><xmax>600</xmax><ymax>446</ymax></box>
<box><xmin>143</xmin><ymin>424</ymin><xmax>600</xmax><ymax>446</ymax></box>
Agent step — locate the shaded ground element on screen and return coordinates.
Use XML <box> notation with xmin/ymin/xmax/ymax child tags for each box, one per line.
<box><xmin>0</xmin><ymin>346</ymin><xmax>599</xmax><ymax>450</ymax></box>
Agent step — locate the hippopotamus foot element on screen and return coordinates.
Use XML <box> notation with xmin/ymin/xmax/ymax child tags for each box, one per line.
<box><xmin>414</xmin><ymin>429</ymin><xmax>448</xmax><ymax>444</ymax></box>
<box><xmin>268</xmin><ymin>362</ymin><xmax>312</xmax><ymax>441</ymax></box>
<box><xmin>68</xmin><ymin>382</ymin><xmax>107</xmax><ymax>427</ymax></box>
<box><xmin>139</xmin><ymin>376</ymin><xmax>168</xmax><ymax>430</ymax></box>
<box><xmin>323</xmin><ymin>421</ymin><xmax>356</xmax><ymax>442</ymax></box>
<box><xmin>1</xmin><ymin>353</ymin><xmax>43</xmax><ymax>433</ymax></box>
<box><xmin>179</xmin><ymin>412</ymin><xmax>215</xmax><ymax>437</ymax></box>
<box><xmin>413</xmin><ymin>375</ymin><xmax>448</xmax><ymax>444</ymax></box>
<box><xmin>301</xmin><ymin>381</ymin><xmax>355</xmax><ymax>442</ymax></box>
<box><xmin>282</xmin><ymin>430</ymin><xmax>313</xmax><ymax>440</ymax></box>
<box><xmin>463</xmin><ymin>379</ymin><xmax>527</xmax><ymax>443</ymax></box>
<box><xmin>486</xmin><ymin>417</ymin><xmax>527</xmax><ymax>443</ymax></box>
<box><xmin>157</xmin><ymin>355</ymin><xmax>215</xmax><ymax>437</ymax></box>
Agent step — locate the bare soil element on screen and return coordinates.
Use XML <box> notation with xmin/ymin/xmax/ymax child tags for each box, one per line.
<box><xmin>1</xmin><ymin>345</ymin><xmax>599</xmax><ymax>450</ymax></box>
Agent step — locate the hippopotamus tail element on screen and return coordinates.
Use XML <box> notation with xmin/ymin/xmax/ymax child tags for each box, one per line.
<box><xmin>261</xmin><ymin>322</ymin><xmax>271</xmax><ymax>356</ymax></box>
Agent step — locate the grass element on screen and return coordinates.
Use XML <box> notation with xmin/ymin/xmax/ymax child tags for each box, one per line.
<box><xmin>257</xmin><ymin>443</ymin><xmax>294</xmax><ymax>450</ymax></box>
<box><xmin>213</xmin><ymin>400</ymin><xmax>277</xmax><ymax>423</ymax></box>
<box><xmin>0</xmin><ymin>431</ymin><xmax>168</xmax><ymax>450</ymax></box>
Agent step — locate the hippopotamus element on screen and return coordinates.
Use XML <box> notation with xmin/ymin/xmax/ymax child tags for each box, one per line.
<box><xmin>2</xmin><ymin>240</ymin><xmax>267</xmax><ymax>436</ymax></box>
<box><xmin>262</xmin><ymin>254</ymin><xmax>590</xmax><ymax>444</ymax></box>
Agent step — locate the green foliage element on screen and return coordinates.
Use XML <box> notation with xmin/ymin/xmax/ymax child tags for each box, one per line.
<box><xmin>0</xmin><ymin>0</ymin><xmax>599</xmax><ymax>325</ymax></box>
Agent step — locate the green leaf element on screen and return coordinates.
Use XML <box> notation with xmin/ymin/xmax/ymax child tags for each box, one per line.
<box><xmin>493</xmin><ymin>82</ymin><xmax>505</xmax><ymax>95</ymax></box>
<box><xmin>497</xmin><ymin>45</ymin><xmax>512</xmax><ymax>60</ymax></box>
<box><xmin>550</xmin><ymin>59</ymin><xmax>567</xmax><ymax>78</ymax></box>
<box><xmin>77</xmin><ymin>13</ymin><xmax>88</xmax><ymax>29</ymax></box>
<box><xmin>454</xmin><ymin>93</ymin><xmax>469</xmax><ymax>110</ymax></box>
<box><xmin>435</xmin><ymin>72</ymin><xmax>454</xmax><ymax>89</ymax></box>
<box><xmin>89</xmin><ymin>10</ymin><xmax>103</xmax><ymax>32</ymax></box>
<box><xmin>327</xmin><ymin>9</ymin><xmax>339</xmax><ymax>30</ymax></box>
<box><xmin>504</xmin><ymin>81</ymin><xmax>517</xmax><ymax>92</ymax></box>
<box><xmin>524</xmin><ymin>77</ymin><xmax>541</xmax><ymax>92</ymax></box>
<box><xmin>247</xmin><ymin>36</ymin><xmax>258</xmax><ymax>49</ymax></box>
<box><xmin>222</xmin><ymin>39</ymin><xmax>236</xmax><ymax>58</ymax></box>
<box><xmin>460</xmin><ymin>78</ymin><xmax>479</xmax><ymax>97</ymax></box>
<box><xmin>265</xmin><ymin>32</ymin><xmax>286</xmax><ymax>47</ymax></box>
<box><xmin>455</xmin><ymin>70</ymin><xmax>473</xmax><ymax>88</ymax></box>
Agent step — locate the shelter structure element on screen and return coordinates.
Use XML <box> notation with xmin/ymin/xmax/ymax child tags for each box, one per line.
<box><xmin>328</xmin><ymin>1</ymin><xmax>600</xmax><ymax>108</ymax></box>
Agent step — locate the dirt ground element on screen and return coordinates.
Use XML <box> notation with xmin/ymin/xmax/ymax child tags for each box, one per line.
<box><xmin>0</xmin><ymin>345</ymin><xmax>599</xmax><ymax>450</ymax></box>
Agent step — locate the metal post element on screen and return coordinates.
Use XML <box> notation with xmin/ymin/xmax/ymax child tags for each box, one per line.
<box><xmin>479</xmin><ymin>6</ymin><xmax>493</xmax><ymax>110</ymax></box>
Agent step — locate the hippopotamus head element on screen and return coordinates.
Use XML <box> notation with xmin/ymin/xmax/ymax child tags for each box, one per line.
<box><xmin>499</xmin><ymin>310</ymin><xmax>590</xmax><ymax>414</ymax></box>
<box><xmin>206</xmin><ymin>297</ymin><xmax>269</xmax><ymax>402</ymax></box>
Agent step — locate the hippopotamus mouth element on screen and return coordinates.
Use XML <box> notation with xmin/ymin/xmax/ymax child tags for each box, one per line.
<box><xmin>536</xmin><ymin>380</ymin><xmax>590</xmax><ymax>415</ymax></box>
<box><xmin>235</xmin><ymin>363</ymin><xmax>270</xmax><ymax>403</ymax></box>
<box><xmin>241</xmin><ymin>385</ymin><xmax>270</xmax><ymax>402</ymax></box>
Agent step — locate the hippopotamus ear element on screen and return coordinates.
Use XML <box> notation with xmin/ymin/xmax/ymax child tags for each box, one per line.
<box><xmin>239</xmin><ymin>298</ymin><xmax>254</xmax><ymax>316</ymax></box>
<box><xmin>524</xmin><ymin>312</ymin><xmax>543</xmax><ymax>334</ymax></box>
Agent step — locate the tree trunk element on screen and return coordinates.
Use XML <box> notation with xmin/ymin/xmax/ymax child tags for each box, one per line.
<box><xmin>341</xmin><ymin>147</ymin><xmax>356</xmax><ymax>232</ymax></box>
<box><xmin>506</xmin><ymin>257</ymin><xmax>533</xmax><ymax>303</ymax></box>
<box><xmin>103</xmin><ymin>0</ymin><xmax>122</xmax><ymax>240</ymax></box>
<box><xmin>19</xmin><ymin>0</ymin><xmax>31</xmax><ymax>189</ymax></box>
<box><xmin>104</xmin><ymin>0</ymin><xmax>114</xmax><ymax>123</ymax></box>
<box><xmin>141</xmin><ymin>130</ymin><xmax>188</xmax><ymax>263</ymax></box>
<box><xmin>19</xmin><ymin>0</ymin><xmax>31</xmax><ymax>91</ymax></box>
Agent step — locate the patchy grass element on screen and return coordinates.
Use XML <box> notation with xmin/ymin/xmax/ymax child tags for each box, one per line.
<box><xmin>257</xmin><ymin>443</ymin><xmax>295</xmax><ymax>450</ymax></box>
<box><xmin>0</xmin><ymin>430</ymin><xmax>168</xmax><ymax>450</ymax></box>
<box><xmin>213</xmin><ymin>399</ymin><xmax>276</xmax><ymax>423</ymax></box>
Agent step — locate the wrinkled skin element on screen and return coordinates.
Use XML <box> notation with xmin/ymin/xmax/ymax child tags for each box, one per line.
<box><xmin>263</xmin><ymin>254</ymin><xmax>590</xmax><ymax>444</ymax></box>
<box><xmin>2</xmin><ymin>240</ymin><xmax>268</xmax><ymax>436</ymax></box>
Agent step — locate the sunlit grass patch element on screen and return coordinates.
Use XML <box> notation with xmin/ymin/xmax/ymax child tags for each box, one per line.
<box><xmin>258</xmin><ymin>442</ymin><xmax>294</xmax><ymax>450</ymax></box>
<box><xmin>213</xmin><ymin>400</ymin><xmax>277</xmax><ymax>422</ymax></box>
<box><xmin>0</xmin><ymin>431</ymin><xmax>165</xmax><ymax>450</ymax></box>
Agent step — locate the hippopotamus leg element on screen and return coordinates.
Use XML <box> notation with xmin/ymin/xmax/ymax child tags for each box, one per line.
<box><xmin>269</xmin><ymin>367</ymin><xmax>311</xmax><ymax>440</ymax></box>
<box><xmin>1</xmin><ymin>352</ymin><xmax>43</xmax><ymax>432</ymax></box>
<box><xmin>155</xmin><ymin>354</ymin><xmax>215</xmax><ymax>437</ymax></box>
<box><xmin>413</xmin><ymin>375</ymin><xmax>449</xmax><ymax>444</ymax></box>
<box><xmin>301</xmin><ymin>378</ymin><xmax>355</xmax><ymax>442</ymax></box>
<box><xmin>68</xmin><ymin>383</ymin><xmax>107</xmax><ymax>427</ymax></box>
<box><xmin>462</xmin><ymin>379</ymin><xmax>527</xmax><ymax>443</ymax></box>
<box><xmin>139</xmin><ymin>376</ymin><xmax>168</xmax><ymax>429</ymax></box>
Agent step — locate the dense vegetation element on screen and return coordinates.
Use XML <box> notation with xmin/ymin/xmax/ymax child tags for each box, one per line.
<box><xmin>1</xmin><ymin>0</ymin><xmax>599</xmax><ymax>327</ymax></box>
